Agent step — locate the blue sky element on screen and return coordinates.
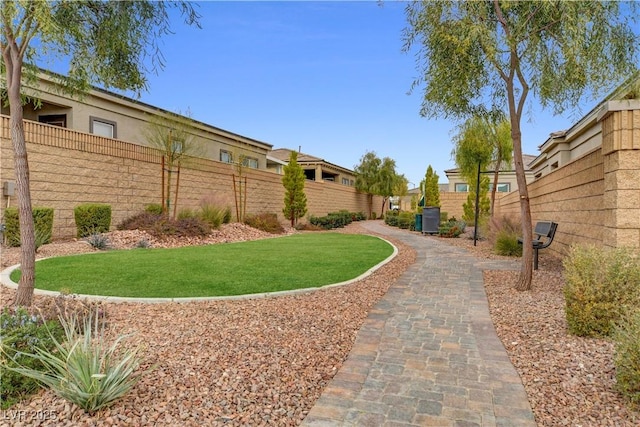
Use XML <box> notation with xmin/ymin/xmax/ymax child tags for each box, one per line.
<box><xmin>124</xmin><ymin>1</ymin><xmax>605</xmax><ymax>186</ymax></box>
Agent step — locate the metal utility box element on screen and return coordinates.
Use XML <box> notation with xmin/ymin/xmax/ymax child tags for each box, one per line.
<box><xmin>2</xmin><ymin>181</ymin><xmax>15</xmax><ymax>197</ymax></box>
<box><xmin>422</xmin><ymin>207</ymin><xmax>440</xmax><ymax>234</ymax></box>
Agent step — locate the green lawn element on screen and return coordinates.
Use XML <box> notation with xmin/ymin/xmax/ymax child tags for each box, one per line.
<box><xmin>11</xmin><ymin>233</ymin><xmax>394</xmax><ymax>298</ymax></box>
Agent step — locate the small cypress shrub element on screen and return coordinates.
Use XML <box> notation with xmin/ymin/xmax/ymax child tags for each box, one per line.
<box><xmin>614</xmin><ymin>310</ymin><xmax>640</xmax><ymax>408</ymax></box>
<box><xmin>564</xmin><ymin>245</ymin><xmax>640</xmax><ymax>337</ymax></box>
<box><xmin>74</xmin><ymin>204</ymin><xmax>111</xmax><ymax>238</ymax></box>
<box><xmin>3</xmin><ymin>207</ymin><xmax>54</xmax><ymax>248</ymax></box>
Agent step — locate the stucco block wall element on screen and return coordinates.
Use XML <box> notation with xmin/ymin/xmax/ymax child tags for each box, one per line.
<box><xmin>497</xmin><ymin>149</ymin><xmax>605</xmax><ymax>256</ymax></box>
<box><xmin>439</xmin><ymin>192</ymin><xmax>467</xmax><ymax>220</ymax></box>
<box><xmin>1</xmin><ymin>119</ymin><xmax>379</xmax><ymax>239</ymax></box>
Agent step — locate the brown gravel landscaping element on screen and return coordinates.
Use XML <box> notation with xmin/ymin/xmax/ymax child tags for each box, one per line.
<box><xmin>1</xmin><ymin>221</ymin><xmax>639</xmax><ymax>426</ymax></box>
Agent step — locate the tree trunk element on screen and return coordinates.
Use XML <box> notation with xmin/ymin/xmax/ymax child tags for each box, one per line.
<box><xmin>490</xmin><ymin>166</ymin><xmax>499</xmax><ymax>218</ymax></box>
<box><xmin>511</xmin><ymin>122</ymin><xmax>533</xmax><ymax>291</ymax></box>
<box><xmin>6</xmin><ymin>63</ymin><xmax>36</xmax><ymax>306</ymax></box>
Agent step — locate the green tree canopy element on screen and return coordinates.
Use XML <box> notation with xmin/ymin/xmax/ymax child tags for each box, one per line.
<box><xmin>404</xmin><ymin>0</ymin><xmax>638</xmax><ymax>290</ymax></box>
<box><xmin>1</xmin><ymin>0</ymin><xmax>200</xmax><ymax>306</ymax></box>
<box><xmin>354</xmin><ymin>151</ymin><xmax>382</xmax><ymax>219</ymax></box>
<box><xmin>282</xmin><ymin>151</ymin><xmax>308</xmax><ymax>227</ymax></box>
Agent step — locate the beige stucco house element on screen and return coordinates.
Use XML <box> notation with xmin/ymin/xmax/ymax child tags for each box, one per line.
<box><xmin>1</xmin><ymin>71</ymin><xmax>273</xmax><ymax>169</ymax></box>
<box><xmin>267</xmin><ymin>148</ymin><xmax>357</xmax><ymax>186</ymax></box>
<box><xmin>443</xmin><ymin>154</ymin><xmax>537</xmax><ymax>193</ymax></box>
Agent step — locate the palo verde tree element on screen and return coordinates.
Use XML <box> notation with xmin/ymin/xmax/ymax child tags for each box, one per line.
<box><xmin>282</xmin><ymin>150</ymin><xmax>307</xmax><ymax>227</ymax></box>
<box><xmin>404</xmin><ymin>1</ymin><xmax>638</xmax><ymax>291</ymax></box>
<box><xmin>1</xmin><ymin>1</ymin><xmax>199</xmax><ymax>306</ymax></box>
<box><xmin>144</xmin><ymin>109</ymin><xmax>203</xmax><ymax>218</ymax></box>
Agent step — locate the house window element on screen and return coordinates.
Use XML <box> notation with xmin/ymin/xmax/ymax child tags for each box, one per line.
<box><xmin>90</xmin><ymin>117</ymin><xmax>117</xmax><ymax>138</ymax></box>
<box><xmin>242</xmin><ymin>157</ymin><xmax>259</xmax><ymax>169</ymax></box>
<box><xmin>38</xmin><ymin>114</ymin><xmax>67</xmax><ymax>127</ymax></box>
<box><xmin>220</xmin><ymin>150</ymin><xmax>233</xmax><ymax>163</ymax></box>
<box><xmin>455</xmin><ymin>183</ymin><xmax>469</xmax><ymax>192</ymax></box>
<box><xmin>489</xmin><ymin>183</ymin><xmax>511</xmax><ymax>192</ymax></box>
<box><xmin>342</xmin><ymin>177</ymin><xmax>350</xmax><ymax>185</ymax></box>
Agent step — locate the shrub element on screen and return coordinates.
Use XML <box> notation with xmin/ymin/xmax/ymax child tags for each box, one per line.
<box><xmin>564</xmin><ymin>245</ymin><xmax>640</xmax><ymax>337</ymax></box>
<box><xmin>3</xmin><ymin>207</ymin><xmax>54</xmax><ymax>248</ymax></box>
<box><xmin>385</xmin><ymin>210</ymin><xmax>399</xmax><ymax>227</ymax></box>
<box><xmin>85</xmin><ymin>233</ymin><xmax>111</xmax><ymax>250</ymax></box>
<box><xmin>614</xmin><ymin>310</ymin><xmax>640</xmax><ymax>408</ymax></box>
<box><xmin>198</xmin><ymin>202</ymin><xmax>229</xmax><ymax>229</ymax></box>
<box><xmin>144</xmin><ymin>204</ymin><xmax>164</xmax><ymax>215</ymax></box>
<box><xmin>74</xmin><ymin>204</ymin><xmax>111</xmax><ymax>238</ymax></box>
<box><xmin>353</xmin><ymin>212</ymin><xmax>366</xmax><ymax>221</ymax></box>
<box><xmin>438</xmin><ymin>219</ymin><xmax>465</xmax><ymax>238</ymax></box>
<box><xmin>397</xmin><ymin>212</ymin><xmax>414</xmax><ymax>230</ymax></box>
<box><xmin>2</xmin><ymin>308</ymin><xmax>144</xmax><ymax>414</ymax></box>
<box><xmin>177</xmin><ymin>207</ymin><xmax>197</xmax><ymax>220</ymax></box>
<box><xmin>309</xmin><ymin>211</ymin><xmax>353</xmax><ymax>230</ymax></box>
<box><xmin>440</xmin><ymin>211</ymin><xmax>449</xmax><ymax>223</ymax></box>
<box><xmin>488</xmin><ymin>215</ymin><xmax>521</xmax><ymax>247</ymax></box>
<box><xmin>118</xmin><ymin>212</ymin><xmax>210</xmax><ymax>238</ymax></box>
<box><xmin>494</xmin><ymin>230</ymin><xmax>523</xmax><ymax>256</ymax></box>
<box><xmin>1</xmin><ymin>307</ymin><xmax>64</xmax><ymax>409</ymax></box>
<box><xmin>244</xmin><ymin>213</ymin><xmax>285</xmax><ymax>234</ymax></box>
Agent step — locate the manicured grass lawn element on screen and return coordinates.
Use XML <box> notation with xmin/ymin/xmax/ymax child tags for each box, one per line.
<box><xmin>11</xmin><ymin>233</ymin><xmax>394</xmax><ymax>298</ymax></box>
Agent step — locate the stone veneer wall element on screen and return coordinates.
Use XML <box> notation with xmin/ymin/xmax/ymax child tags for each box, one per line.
<box><xmin>0</xmin><ymin>118</ymin><xmax>379</xmax><ymax>239</ymax></box>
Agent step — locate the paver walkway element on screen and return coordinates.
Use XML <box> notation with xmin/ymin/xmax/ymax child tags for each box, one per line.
<box><xmin>302</xmin><ymin>221</ymin><xmax>536</xmax><ymax>427</ymax></box>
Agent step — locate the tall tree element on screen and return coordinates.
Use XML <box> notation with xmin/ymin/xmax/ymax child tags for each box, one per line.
<box><xmin>1</xmin><ymin>1</ymin><xmax>199</xmax><ymax>306</ymax></box>
<box><xmin>282</xmin><ymin>151</ymin><xmax>307</xmax><ymax>227</ymax></box>
<box><xmin>377</xmin><ymin>157</ymin><xmax>398</xmax><ymax>217</ymax></box>
<box><xmin>392</xmin><ymin>174</ymin><xmax>409</xmax><ymax>212</ymax></box>
<box><xmin>354</xmin><ymin>151</ymin><xmax>382</xmax><ymax>219</ymax></box>
<box><xmin>462</xmin><ymin>175</ymin><xmax>491</xmax><ymax>224</ymax></box>
<box><xmin>144</xmin><ymin>110</ymin><xmax>203</xmax><ymax>218</ymax></box>
<box><xmin>404</xmin><ymin>1</ymin><xmax>638</xmax><ymax>290</ymax></box>
<box><xmin>423</xmin><ymin>165</ymin><xmax>440</xmax><ymax>207</ymax></box>
<box><xmin>487</xmin><ymin>116</ymin><xmax>513</xmax><ymax>217</ymax></box>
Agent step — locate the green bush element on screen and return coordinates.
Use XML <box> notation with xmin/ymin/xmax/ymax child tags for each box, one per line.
<box><xmin>244</xmin><ymin>213</ymin><xmax>285</xmax><ymax>234</ymax></box>
<box><xmin>2</xmin><ymin>308</ymin><xmax>144</xmax><ymax>414</ymax></box>
<box><xmin>440</xmin><ymin>211</ymin><xmax>449</xmax><ymax>223</ymax></box>
<box><xmin>85</xmin><ymin>233</ymin><xmax>111</xmax><ymax>250</ymax></box>
<box><xmin>397</xmin><ymin>212</ymin><xmax>414</xmax><ymax>230</ymax></box>
<box><xmin>177</xmin><ymin>207</ymin><xmax>197</xmax><ymax>220</ymax></box>
<box><xmin>74</xmin><ymin>204</ymin><xmax>111</xmax><ymax>238</ymax></box>
<box><xmin>198</xmin><ymin>202</ymin><xmax>229</xmax><ymax>229</ymax></box>
<box><xmin>385</xmin><ymin>210</ymin><xmax>399</xmax><ymax>227</ymax></box>
<box><xmin>438</xmin><ymin>219</ymin><xmax>466</xmax><ymax>238</ymax></box>
<box><xmin>494</xmin><ymin>230</ymin><xmax>523</xmax><ymax>256</ymax></box>
<box><xmin>564</xmin><ymin>245</ymin><xmax>640</xmax><ymax>337</ymax></box>
<box><xmin>3</xmin><ymin>207</ymin><xmax>54</xmax><ymax>248</ymax></box>
<box><xmin>1</xmin><ymin>307</ymin><xmax>64</xmax><ymax>409</ymax></box>
<box><xmin>614</xmin><ymin>310</ymin><xmax>640</xmax><ymax>408</ymax></box>
<box><xmin>144</xmin><ymin>204</ymin><xmax>164</xmax><ymax>215</ymax></box>
<box><xmin>309</xmin><ymin>211</ymin><xmax>354</xmax><ymax>230</ymax></box>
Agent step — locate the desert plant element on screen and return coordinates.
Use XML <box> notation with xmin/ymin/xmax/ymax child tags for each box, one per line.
<box><xmin>0</xmin><ymin>308</ymin><xmax>64</xmax><ymax>409</ymax></box>
<box><xmin>118</xmin><ymin>212</ymin><xmax>210</xmax><ymax>238</ymax></box>
<box><xmin>2</xmin><ymin>308</ymin><xmax>144</xmax><ymax>414</ymax></box>
<box><xmin>494</xmin><ymin>230</ymin><xmax>523</xmax><ymax>256</ymax></box>
<box><xmin>244</xmin><ymin>213</ymin><xmax>285</xmax><ymax>234</ymax></box>
<box><xmin>614</xmin><ymin>310</ymin><xmax>640</xmax><ymax>408</ymax></box>
<box><xmin>177</xmin><ymin>207</ymin><xmax>197</xmax><ymax>220</ymax></box>
<box><xmin>144</xmin><ymin>204</ymin><xmax>164</xmax><ymax>215</ymax></box>
<box><xmin>564</xmin><ymin>245</ymin><xmax>640</xmax><ymax>337</ymax></box>
<box><xmin>74</xmin><ymin>204</ymin><xmax>111</xmax><ymax>238</ymax></box>
<box><xmin>136</xmin><ymin>239</ymin><xmax>151</xmax><ymax>249</ymax></box>
<box><xmin>3</xmin><ymin>207</ymin><xmax>54</xmax><ymax>248</ymax></box>
<box><xmin>85</xmin><ymin>233</ymin><xmax>110</xmax><ymax>250</ymax></box>
<box><xmin>198</xmin><ymin>202</ymin><xmax>228</xmax><ymax>230</ymax></box>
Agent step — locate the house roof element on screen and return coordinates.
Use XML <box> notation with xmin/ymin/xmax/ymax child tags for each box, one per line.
<box><xmin>269</xmin><ymin>148</ymin><xmax>355</xmax><ymax>174</ymax></box>
<box><xmin>444</xmin><ymin>154</ymin><xmax>537</xmax><ymax>174</ymax></box>
<box><xmin>25</xmin><ymin>69</ymin><xmax>273</xmax><ymax>151</ymax></box>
